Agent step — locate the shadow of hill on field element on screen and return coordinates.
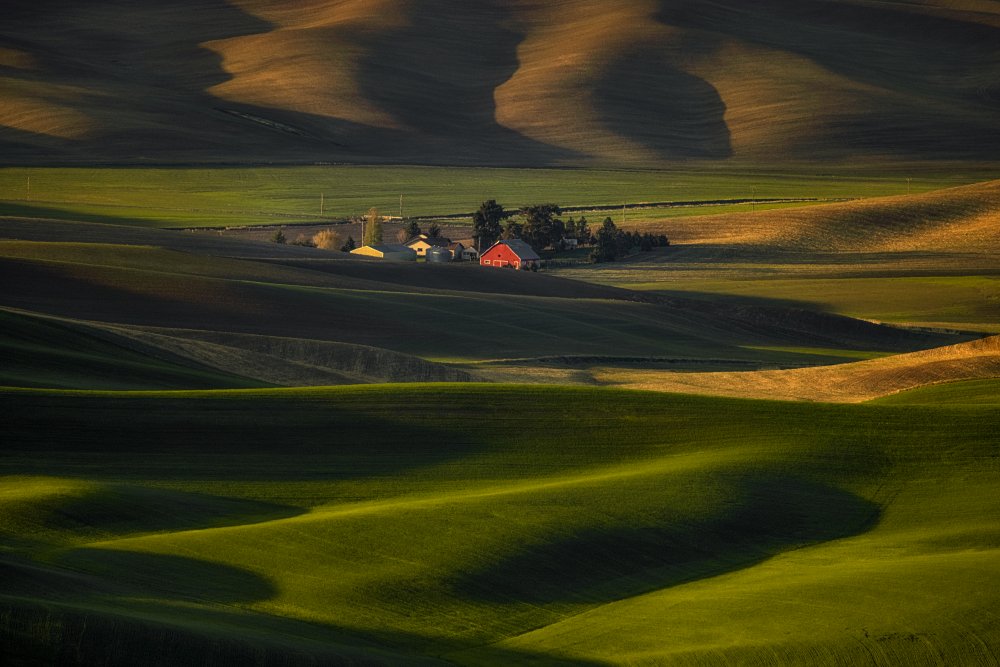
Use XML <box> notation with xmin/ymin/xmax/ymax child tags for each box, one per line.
<box><xmin>0</xmin><ymin>0</ymin><xmax>581</xmax><ymax>166</ymax></box>
<box><xmin>594</xmin><ymin>44</ymin><xmax>732</xmax><ymax>160</ymax></box>
<box><xmin>55</xmin><ymin>549</ymin><xmax>275</xmax><ymax>605</ymax></box>
<box><xmin>0</xmin><ymin>387</ymin><xmax>502</xmax><ymax>482</ymax></box>
<box><xmin>0</xmin><ymin>202</ymin><xmax>181</xmax><ymax>229</ymax></box>
<box><xmin>0</xmin><ymin>1</ymin><xmax>375</xmax><ymax>164</ymax></box>
<box><xmin>5</xmin><ymin>0</ymin><xmax>998</xmax><ymax>164</ymax></box>
<box><xmin>354</xmin><ymin>0</ymin><xmax>584</xmax><ymax>165</ymax></box>
<box><xmin>0</xmin><ymin>590</ymin><xmax>605</xmax><ymax>666</ymax></box>
<box><xmin>0</xmin><ymin>481</ymin><xmax>303</xmax><ymax>549</ymax></box>
<box><xmin>654</xmin><ymin>0</ymin><xmax>1000</xmax><ymax>159</ymax></box>
<box><xmin>450</xmin><ymin>474</ymin><xmax>879</xmax><ymax>606</ymax></box>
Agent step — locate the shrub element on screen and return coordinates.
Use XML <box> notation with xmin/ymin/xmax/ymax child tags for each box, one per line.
<box><xmin>312</xmin><ymin>229</ymin><xmax>342</xmax><ymax>250</ymax></box>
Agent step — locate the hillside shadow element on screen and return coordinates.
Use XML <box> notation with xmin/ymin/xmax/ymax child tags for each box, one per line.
<box><xmin>1</xmin><ymin>1</ymin><xmax>582</xmax><ymax>165</ymax></box>
<box><xmin>26</xmin><ymin>484</ymin><xmax>303</xmax><ymax>540</ymax></box>
<box><xmin>0</xmin><ymin>201</ymin><xmax>179</xmax><ymax>228</ymax></box>
<box><xmin>0</xmin><ymin>2</ymin><xmax>398</xmax><ymax>164</ymax></box>
<box><xmin>352</xmin><ymin>1</ymin><xmax>584</xmax><ymax>164</ymax></box>
<box><xmin>0</xmin><ymin>586</ymin><xmax>608</xmax><ymax>665</ymax></box>
<box><xmin>656</xmin><ymin>0</ymin><xmax>1000</xmax><ymax>99</ymax></box>
<box><xmin>594</xmin><ymin>44</ymin><xmax>732</xmax><ymax>159</ymax></box>
<box><xmin>450</xmin><ymin>475</ymin><xmax>879</xmax><ymax>605</ymax></box>
<box><xmin>0</xmin><ymin>385</ymin><xmax>500</xmax><ymax>482</ymax></box>
<box><xmin>653</xmin><ymin>0</ymin><xmax>1000</xmax><ymax>158</ymax></box>
<box><xmin>651</xmin><ymin>289</ymin><xmax>824</xmax><ymax>313</ymax></box>
<box><xmin>55</xmin><ymin>549</ymin><xmax>277</xmax><ymax>604</ymax></box>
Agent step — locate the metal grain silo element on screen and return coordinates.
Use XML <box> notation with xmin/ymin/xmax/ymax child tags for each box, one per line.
<box><xmin>426</xmin><ymin>245</ymin><xmax>452</xmax><ymax>263</ymax></box>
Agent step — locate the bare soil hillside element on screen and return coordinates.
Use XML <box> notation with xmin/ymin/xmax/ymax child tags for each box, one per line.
<box><xmin>2</xmin><ymin>0</ymin><xmax>998</xmax><ymax>165</ymax></box>
<box><xmin>651</xmin><ymin>179</ymin><xmax>1000</xmax><ymax>252</ymax></box>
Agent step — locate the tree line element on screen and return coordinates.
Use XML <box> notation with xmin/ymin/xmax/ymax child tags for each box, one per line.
<box><xmin>473</xmin><ymin>200</ymin><xmax>668</xmax><ymax>262</ymax></box>
<box><xmin>272</xmin><ymin>200</ymin><xmax>669</xmax><ymax>263</ymax></box>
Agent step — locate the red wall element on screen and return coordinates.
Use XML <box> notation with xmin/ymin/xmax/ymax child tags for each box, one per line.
<box><xmin>480</xmin><ymin>244</ymin><xmax>528</xmax><ymax>269</ymax></box>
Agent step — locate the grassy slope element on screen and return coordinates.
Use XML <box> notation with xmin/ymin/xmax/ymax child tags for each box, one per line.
<box><xmin>2</xmin><ymin>384</ymin><xmax>999</xmax><ymax>665</ymax></box>
<box><xmin>871</xmin><ymin>377</ymin><xmax>1000</xmax><ymax>405</ymax></box>
<box><xmin>1</xmin><ymin>1</ymin><xmax>998</xmax><ymax>165</ymax></box>
<box><xmin>1</xmin><ymin>166</ymin><xmax>987</xmax><ymax>229</ymax></box>
<box><xmin>0</xmin><ymin>308</ymin><xmax>264</xmax><ymax>390</ymax></box>
<box><xmin>594</xmin><ymin>334</ymin><xmax>1000</xmax><ymax>402</ymax></box>
<box><xmin>554</xmin><ymin>180</ymin><xmax>1000</xmax><ymax>330</ymax></box>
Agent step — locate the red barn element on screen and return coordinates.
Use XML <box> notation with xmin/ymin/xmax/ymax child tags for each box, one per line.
<box><xmin>479</xmin><ymin>239</ymin><xmax>540</xmax><ymax>271</ymax></box>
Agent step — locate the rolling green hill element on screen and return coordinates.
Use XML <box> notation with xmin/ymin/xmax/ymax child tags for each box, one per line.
<box><xmin>2</xmin><ymin>50</ymin><xmax>998</xmax><ymax>661</ymax></box>
<box><xmin>2</xmin><ymin>384</ymin><xmax>999</xmax><ymax>664</ymax></box>
<box><xmin>1</xmin><ymin>0</ymin><xmax>998</xmax><ymax>166</ymax></box>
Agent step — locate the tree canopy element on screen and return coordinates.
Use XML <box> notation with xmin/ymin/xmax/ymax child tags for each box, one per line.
<box><xmin>520</xmin><ymin>203</ymin><xmax>563</xmax><ymax>252</ymax></box>
<box><xmin>472</xmin><ymin>200</ymin><xmax>509</xmax><ymax>250</ymax></box>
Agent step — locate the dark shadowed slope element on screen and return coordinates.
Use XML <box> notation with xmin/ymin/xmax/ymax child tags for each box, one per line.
<box><xmin>1</xmin><ymin>0</ymin><xmax>998</xmax><ymax>165</ymax></box>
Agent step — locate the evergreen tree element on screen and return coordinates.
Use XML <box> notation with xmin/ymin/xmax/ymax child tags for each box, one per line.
<box><xmin>340</xmin><ymin>235</ymin><xmax>357</xmax><ymax>252</ymax></box>
<box><xmin>427</xmin><ymin>221</ymin><xmax>442</xmax><ymax>238</ymax></box>
<box><xmin>404</xmin><ymin>220</ymin><xmax>422</xmax><ymax>240</ymax></box>
<box><xmin>577</xmin><ymin>216</ymin><xmax>590</xmax><ymax>245</ymax></box>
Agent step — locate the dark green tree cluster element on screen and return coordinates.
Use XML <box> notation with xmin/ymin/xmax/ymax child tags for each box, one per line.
<box><xmin>590</xmin><ymin>217</ymin><xmax>669</xmax><ymax>262</ymax></box>
<box><xmin>502</xmin><ymin>219</ymin><xmax>523</xmax><ymax>240</ymax></box>
<box><xmin>340</xmin><ymin>235</ymin><xmax>357</xmax><ymax>252</ymax></box>
<box><xmin>520</xmin><ymin>203</ymin><xmax>564</xmax><ymax>252</ymax></box>
<box><xmin>472</xmin><ymin>199</ymin><xmax>511</xmax><ymax>250</ymax></box>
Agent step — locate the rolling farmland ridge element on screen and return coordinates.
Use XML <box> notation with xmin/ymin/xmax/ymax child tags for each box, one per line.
<box><xmin>2</xmin><ymin>1</ymin><xmax>1000</xmax><ymax>665</ymax></box>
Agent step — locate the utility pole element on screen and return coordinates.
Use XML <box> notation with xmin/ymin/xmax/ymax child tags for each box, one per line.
<box><xmin>320</xmin><ymin>193</ymin><xmax>325</xmax><ymax>216</ymax></box>
<box><xmin>399</xmin><ymin>194</ymin><xmax>403</xmax><ymax>220</ymax></box>
<box><xmin>751</xmin><ymin>185</ymin><xmax>756</xmax><ymax>214</ymax></box>
<box><xmin>906</xmin><ymin>178</ymin><xmax>912</xmax><ymax>196</ymax></box>
<box><xmin>26</xmin><ymin>176</ymin><xmax>30</xmax><ymax>201</ymax></box>
<box><xmin>622</xmin><ymin>202</ymin><xmax>626</xmax><ymax>227</ymax></box>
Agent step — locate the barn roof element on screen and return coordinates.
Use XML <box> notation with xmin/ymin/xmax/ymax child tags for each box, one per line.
<box><xmin>489</xmin><ymin>239</ymin><xmax>540</xmax><ymax>261</ymax></box>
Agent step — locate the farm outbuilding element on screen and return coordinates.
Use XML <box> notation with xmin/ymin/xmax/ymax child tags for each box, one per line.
<box><xmin>480</xmin><ymin>239</ymin><xmax>540</xmax><ymax>271</ymax></box>
<box><xmin>448</xmin><ymin>242</ymin><xmax>466</xmax><ymax>260</ymax></box>
<box><xmin>350</xmin><ymin>244</ymin><xmax>417</xmax><ymax>261</ymax></box>
<box><xmin>406</xmin><ymin>236</ymin><xmax>452</xmax><ymax>257</ymax></box>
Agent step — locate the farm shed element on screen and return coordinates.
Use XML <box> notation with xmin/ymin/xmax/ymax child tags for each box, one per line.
<box><xmin>480</xmin><ymin>239</ymin><xmax>540</xmax><ymax>270</ymax></box>
<box><xmin>351</xmin><ymin>244</ymin><xmax>417</xmax><ymax>261</ymax></box>
<box><xmin>406</xmin><ymin>236</ymin><xmax>452</xmax><ymax>257</ymax></box>
<box><xmin>454</xmin><ymin>239</ymin><xmax>479</xmax><ymax>261</ymax></box>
